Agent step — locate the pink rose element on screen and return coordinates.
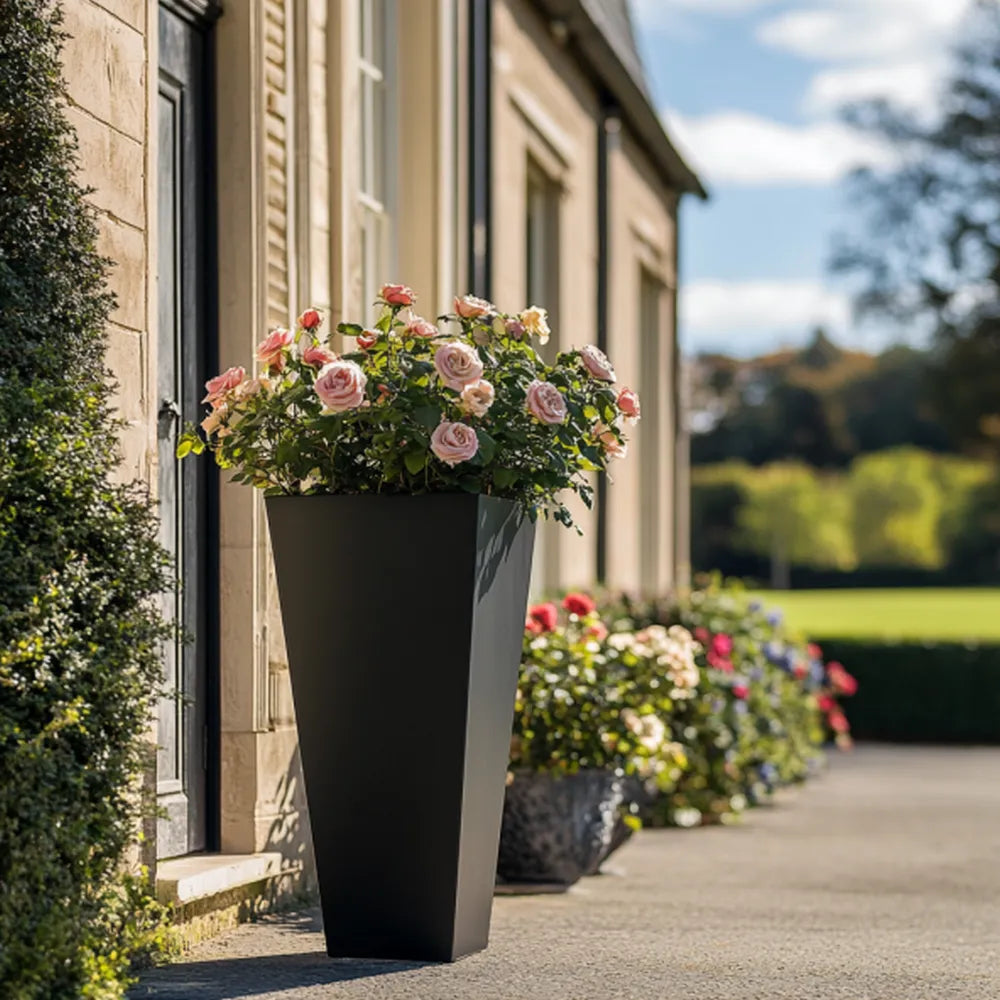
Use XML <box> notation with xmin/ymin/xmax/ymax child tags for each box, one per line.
<box><xmin>313</xmin><ymin>360</ymin><xmax>367</xmax><ymax>412</ymax></box>
<box><xmin>406</xmin><ymin>316</ymin><xmax>440</xmax><ymax>339</ymax></box>
<box><xmin>460</xmin><ymin>379</ymin><xmax>495</xmax><ymax>416</ymax></box>
<box><xmin>593</xmin><ymin>422</ymin><xmax>627</xmax><ymax>460</ymax></box>
<box><xmin>454</xmin><ymin>294</ymin><xmax>493</xmax><ymax>319</ymax></box>
<box><xmin>298</xmin><ymin>308</ymin><xmax>323</xmax><ymax>330</ymax></box>
<box><xmin>256</xmin><ymin>328</ymin><xmax>294</xmax><ymax>371</ymax></box>
<box><xmin>434</xmin><ymin>341</ymin><xmax>484</xmax><ymax>390</ymax></box>
<box><xmin>430</xmin><ymin>421</ymin><xmax>479</xmax><ymax>466</ymax></box>
<box><xmin>357</xmin><ymin>329</ymin><xmax>379</xmax><ymax>350</ymax></box>
<box><xmin>617</xmin><ymin>387</ymin><xmax>640</xmax><ymax>422</ymax></box>
<box><xmin>581</xmin><ymin>344</ymin><xmax>616</xmax><ymax>382</ymax></box>
<box><xmin>203</xmin><ymin>365</ymin><xmax>245</xmax><ymax>407</ymax></box>
<box><xmin>525</xmin><ymin>380</ymin><xmax>567</xmax><ymax>425</ymax></box>
<box><xmin>380</xmin><ymin>283</ymin><xmax>415</xmax><ymax>306</ymax></box>
<box><xmin>302</xmin><ymin>343</ymin><xmax>338</xmax><ymax>367</ymax></box>
<box><xmin>506</xmin><ymin>318</ymin><xmax>525</xmax><ymax>339</ymax></box>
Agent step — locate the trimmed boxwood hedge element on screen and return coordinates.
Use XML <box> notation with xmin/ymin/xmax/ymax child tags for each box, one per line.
<box><xmin>820</xmin><ymin>639</ymin><xmax>1000</xmax><ymax>743</ymax></box>
<box><xmin>1</xmin><ymin>2</ymin><xmax>176</xmax><ymax>996</ymax></box>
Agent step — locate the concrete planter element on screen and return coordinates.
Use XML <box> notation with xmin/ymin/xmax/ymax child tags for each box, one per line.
<box><xmin>267</xmin><ymin>494</ymin><xmax>534</xmax><ymax>962</ymax></box>
<box><xmin>496</xmin><ymin>770</ymin><xmax>624</xmax><ymax>890</ymax></box>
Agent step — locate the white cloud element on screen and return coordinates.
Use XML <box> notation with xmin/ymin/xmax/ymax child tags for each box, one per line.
<box><xmin>802</xmin><ymin>58</ymin><xmax>946</xmax><ymax>115</ymax></box>
<box><xmin>633</xmin><ymin>0</ymin><xmax>777</xmax><ymax>21</ymax></box>
<box><xmin>662</xmin><ymin>109</ymin><xmax>890</xmax><ymax>186</ymax></box>
<box><xmin>757</xmin><ymin>1</ymin><xmax>967</xmax><ymax>63</ymax></box>
<box><xmin>681</xmin><ymin>279</ymin><xmax>851</xmax><ymax>338</ymax></box>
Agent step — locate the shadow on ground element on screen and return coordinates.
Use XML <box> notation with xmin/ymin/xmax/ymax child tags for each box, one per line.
<box><xmin>130</xmin><ymin>911</ymin><xmax>430</xmax><ymax>999</ymax></box>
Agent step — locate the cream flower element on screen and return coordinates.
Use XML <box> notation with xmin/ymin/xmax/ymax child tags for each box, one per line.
<box><xmin>459</xmin><ymin>379</ymin><xmax>495</xmax><ymax>417</ymax></box>
<box><xmin>519</xmin><ymin>305</ymin><xmax>551</xmax><ymax>345</ymax></box>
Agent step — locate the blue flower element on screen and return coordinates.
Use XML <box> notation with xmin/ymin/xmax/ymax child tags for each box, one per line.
<box><xmin>748</xmin><ymin>599</ymin><xmax>763</xmax><ymax>613</ymax></box>
<box><xmin>767</xmin><ymin>609</ymin><xmax>783</xmax><ymax>627</ymax></box>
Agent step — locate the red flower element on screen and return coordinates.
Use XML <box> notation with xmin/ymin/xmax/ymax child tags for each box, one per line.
<box><xmin>827</xmin><ymin>708</ymin><xmax>850</xmax><ymax>734</ymax></box>
<box><xmin>807</xmin><ymin>642</ymin><xmax>822</xmax><ymax>660</ymax></box>
<box><xmin>826</xmin><ymin>662</ymin><xmax>858</xmax><ymax>697</ymax></box>
<box><xmin>793</xmin><ymin>662</ymin><xmax>808</xmax><ymax>680</ymax></box>
<box><xmin>528</xmin><ymin>602</ymin><xmax>558</xmax><ymax>633</ymax></box>
<box><xmin>525</xmin><ymin>617</ymin><xmax>542</xmax><ymax>635</ymax></box>
<box><xmin>693</xmin><ymin>626</ymin><xmax>710</xmax><ymax>643</ymax></box>
<box><xmin>562</xmin><ymin>592</ymin><xmax>596</xmax><ymax>617</ymax></box>
<box><xmin>732</xmin><ymin>683</ymin><xmax>749</xmax><ymax>700</ymax></box>
<box><xmin>817</xmin><ymin>694</ymin><xmax>835</xmax><ymax>713</ymax></box>
<box><xmin>707</xmin><ymin>651</ymin><xmax>734</xmax><ymax>673</ymax></box>
<box><xmin>357</xmin><ymin>330</ymin><xmax>378</xmax><ymax>350</ymax></box>
<box><xmin>298</xmin><ymin>307</ymin><xmax>322</xmax><ymax>330</ymax></box>
<box><xmin>711</xmin><ymin>633</ymin><xmax>733</xmax><ymax>657</ymax></box>
<box><xmin>586</xmin><ymin>622</ymin><xmax>608</xmax><ymax>641</ymax></box>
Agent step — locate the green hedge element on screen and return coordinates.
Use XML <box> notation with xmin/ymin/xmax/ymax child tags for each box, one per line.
<box><xmin>820</xmin><ymin>639</ymin><xmax>1000</xmax><ymax>743</ymax></box>
<box><xmin>1</xmin><ymin>3</ymin><xmax>176</xmax><ymax>996</ymax></box>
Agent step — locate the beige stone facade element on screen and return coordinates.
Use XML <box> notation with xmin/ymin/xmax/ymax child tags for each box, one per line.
<box><xmin>61</xmin><ymin>0</ymin><xmax>701</xmax><ymax>898</ymax></box>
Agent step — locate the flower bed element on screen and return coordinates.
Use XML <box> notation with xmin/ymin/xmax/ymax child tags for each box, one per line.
<box><xmin>508</xmin><ymin>581</ymin><xmax>857</xmax><ymax>842</ymax></box>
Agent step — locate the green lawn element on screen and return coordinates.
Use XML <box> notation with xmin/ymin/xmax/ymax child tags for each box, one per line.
<box><xmin>749</xmin><ymin>588</ymin><xmax>1000</xmax><ymax>642</ymax></box>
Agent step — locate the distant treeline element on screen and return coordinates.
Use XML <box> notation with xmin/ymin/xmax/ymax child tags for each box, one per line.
<box><xmin>692</xmin><ymin>448</ymin><xmax>1000</xmax><ymax>587</ymax></box>
<box><xmin>690</xmin><ymin>331</ymin><xmax>962</xmax><ymax>470</ymax></box>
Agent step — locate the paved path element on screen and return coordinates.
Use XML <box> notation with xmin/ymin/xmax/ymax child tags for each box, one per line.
<box><xmin>133</xmin><ymin>746</ymin><xmax>1000</xmax><ymax>999</ymax></box>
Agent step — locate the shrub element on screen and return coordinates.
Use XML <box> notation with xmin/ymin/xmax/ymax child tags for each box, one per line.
<box><xmin>0</xmin><ymin>3</ymin><xmax>174</xmax><ymax>996</ymax></box>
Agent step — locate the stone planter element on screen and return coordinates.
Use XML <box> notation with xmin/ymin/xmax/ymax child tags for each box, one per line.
<box><xmin>496</xmin><ymin>770</ymin><xmax>623</xmax><ymax>890</ymax></box>
<box><xmin>267</xmin><ymin>494</ymin><xmax>534</xmax><ymax>962</ymax></box>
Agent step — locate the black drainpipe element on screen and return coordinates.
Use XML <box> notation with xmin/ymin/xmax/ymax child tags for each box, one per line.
<box><xmin>468</xmin><ymin>0</ymin><xmax>492</xmax><ymax>299</ymax></box>
<box><xmin>595</xmin><ymin>105</ymin><xmax>616</xmax><ymax>583</ymax></box>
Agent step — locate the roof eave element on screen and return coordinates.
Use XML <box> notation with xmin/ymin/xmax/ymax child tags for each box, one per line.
<box><xmin>533</xmin><ymin>0</ymin><xmax>709</xmax><ymax>200</ymax></box>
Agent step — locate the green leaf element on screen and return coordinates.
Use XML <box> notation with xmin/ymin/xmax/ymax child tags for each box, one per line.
<box><xmin>337</xmin><ymin>322</ymin><xmax>365</xmax><ymax>337</ymax></box>
<box><xmin>476</xmin><ymin>429</ymin><xmax>496</xmax><ymax>463</ymax></box>
<box><xmin>404</xmin><ymin>450</ymin><xmax>427</xmax><ymax>475</ymax></box>
<box><xmin>493</xmin><ymin>467</ymin><xmax>517</xmax><ymax>489</ymax></box>
<box><xmin>412</xmin><ymin>405</ymin><xmax>442</xmax><ymax>430</ymax></box>
<box><xmin>175</xmin><ymin>437</ymin><xmax>194</xmax><ymax>459</ymax></box>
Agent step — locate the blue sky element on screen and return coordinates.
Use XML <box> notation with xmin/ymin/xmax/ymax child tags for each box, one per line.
<box><xmin>629</xmin><ymin>0</ymin><xmax>969</xmax><ymax>357</ymax></box>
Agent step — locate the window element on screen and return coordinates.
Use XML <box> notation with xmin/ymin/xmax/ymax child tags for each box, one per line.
<box><xmin>525</xmin><ymin>159</ymin><xmax>560</xmax><ymax>594</ymax></box>
<box><xmin>525</xmin><ymin>160</ymin><xmax>559</xmax><ymax>358</ymax></box>
<box><xmin>358</xmin><ymin>0</ymin><xmax>395</xmax><ymax>318</ymax></box>
<box><xmin>639</xmin><ymin>270</ymin><xmax>662</xmax><ymax>592</ymax></box>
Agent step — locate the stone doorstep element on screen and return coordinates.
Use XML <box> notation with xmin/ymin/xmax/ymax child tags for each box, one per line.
<box><xmin>156</xmin><ymin>852</ymin><xmax>285</xmax><ymax>906</ymax></box>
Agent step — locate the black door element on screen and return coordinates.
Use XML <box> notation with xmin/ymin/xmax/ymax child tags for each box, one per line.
<box><xmin>156</xmin><ymin>0</ymin><xmax>219</xmax><ymax>859</ymax></box>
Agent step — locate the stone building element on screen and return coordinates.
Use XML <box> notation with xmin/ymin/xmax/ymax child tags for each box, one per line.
<box><xmin>60</xmin><ymin>0</ymin><xmax>703</xmax><ymax>922</ymax></box>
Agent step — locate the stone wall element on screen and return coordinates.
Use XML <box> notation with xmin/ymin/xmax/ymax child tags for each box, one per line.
<box><xmin>64</xmin><ymin>0</ymin><xmax>155</xmax><ymax>488</ymax></box>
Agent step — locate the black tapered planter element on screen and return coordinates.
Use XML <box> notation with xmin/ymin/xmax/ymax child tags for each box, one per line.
<box><xmin>266</xmin><ymin>494</ymin><xmax>534</xmax><ymax>962</ymax></box>
<box><xmin>496</xmin><ymin>770</ymin><xmax>623</xmax><ymax>890</ymax></box>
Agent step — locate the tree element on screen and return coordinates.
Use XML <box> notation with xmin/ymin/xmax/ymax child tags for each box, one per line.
<box><xmin>848</xmin><ymin>449</ymin><xmax>944</xmax><ymax>569</ymax></box>
<box><xmin>0</xmin><ymin>3</ymin><xmax>173</xmax><ymax>995</ymax></box>
<box><xmin>833</xmin><ymin>0</ymin><xmax>1000</xmax><ymax>457</ymax></box>
<box><xmin>737</xmin><ymin>463</ymin><xmax>856</xmax><ymax>588</ymax></box>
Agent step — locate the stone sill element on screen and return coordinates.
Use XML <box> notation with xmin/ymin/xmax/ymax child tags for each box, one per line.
<box><xmin>156</xmin><ymin>852</ymin><xmax>284</xmax><ymax>906</ymax></box>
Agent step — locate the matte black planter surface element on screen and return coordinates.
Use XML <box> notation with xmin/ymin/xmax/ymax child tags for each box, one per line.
<box><xmin>497</xmin><ymin>770</ymin><xmax>623</xmax><ymax>890</ymax></box>
<box><xmin>267</xmin><ymin>494</ymin><xmax>534</xmax><ymax>962</ymax></box>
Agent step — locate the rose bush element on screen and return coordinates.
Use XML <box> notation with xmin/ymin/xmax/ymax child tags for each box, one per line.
<box><xmin>180</xmin><ymin>288</ymin><xmax>639</xmax><ymax>528</ymax></box>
